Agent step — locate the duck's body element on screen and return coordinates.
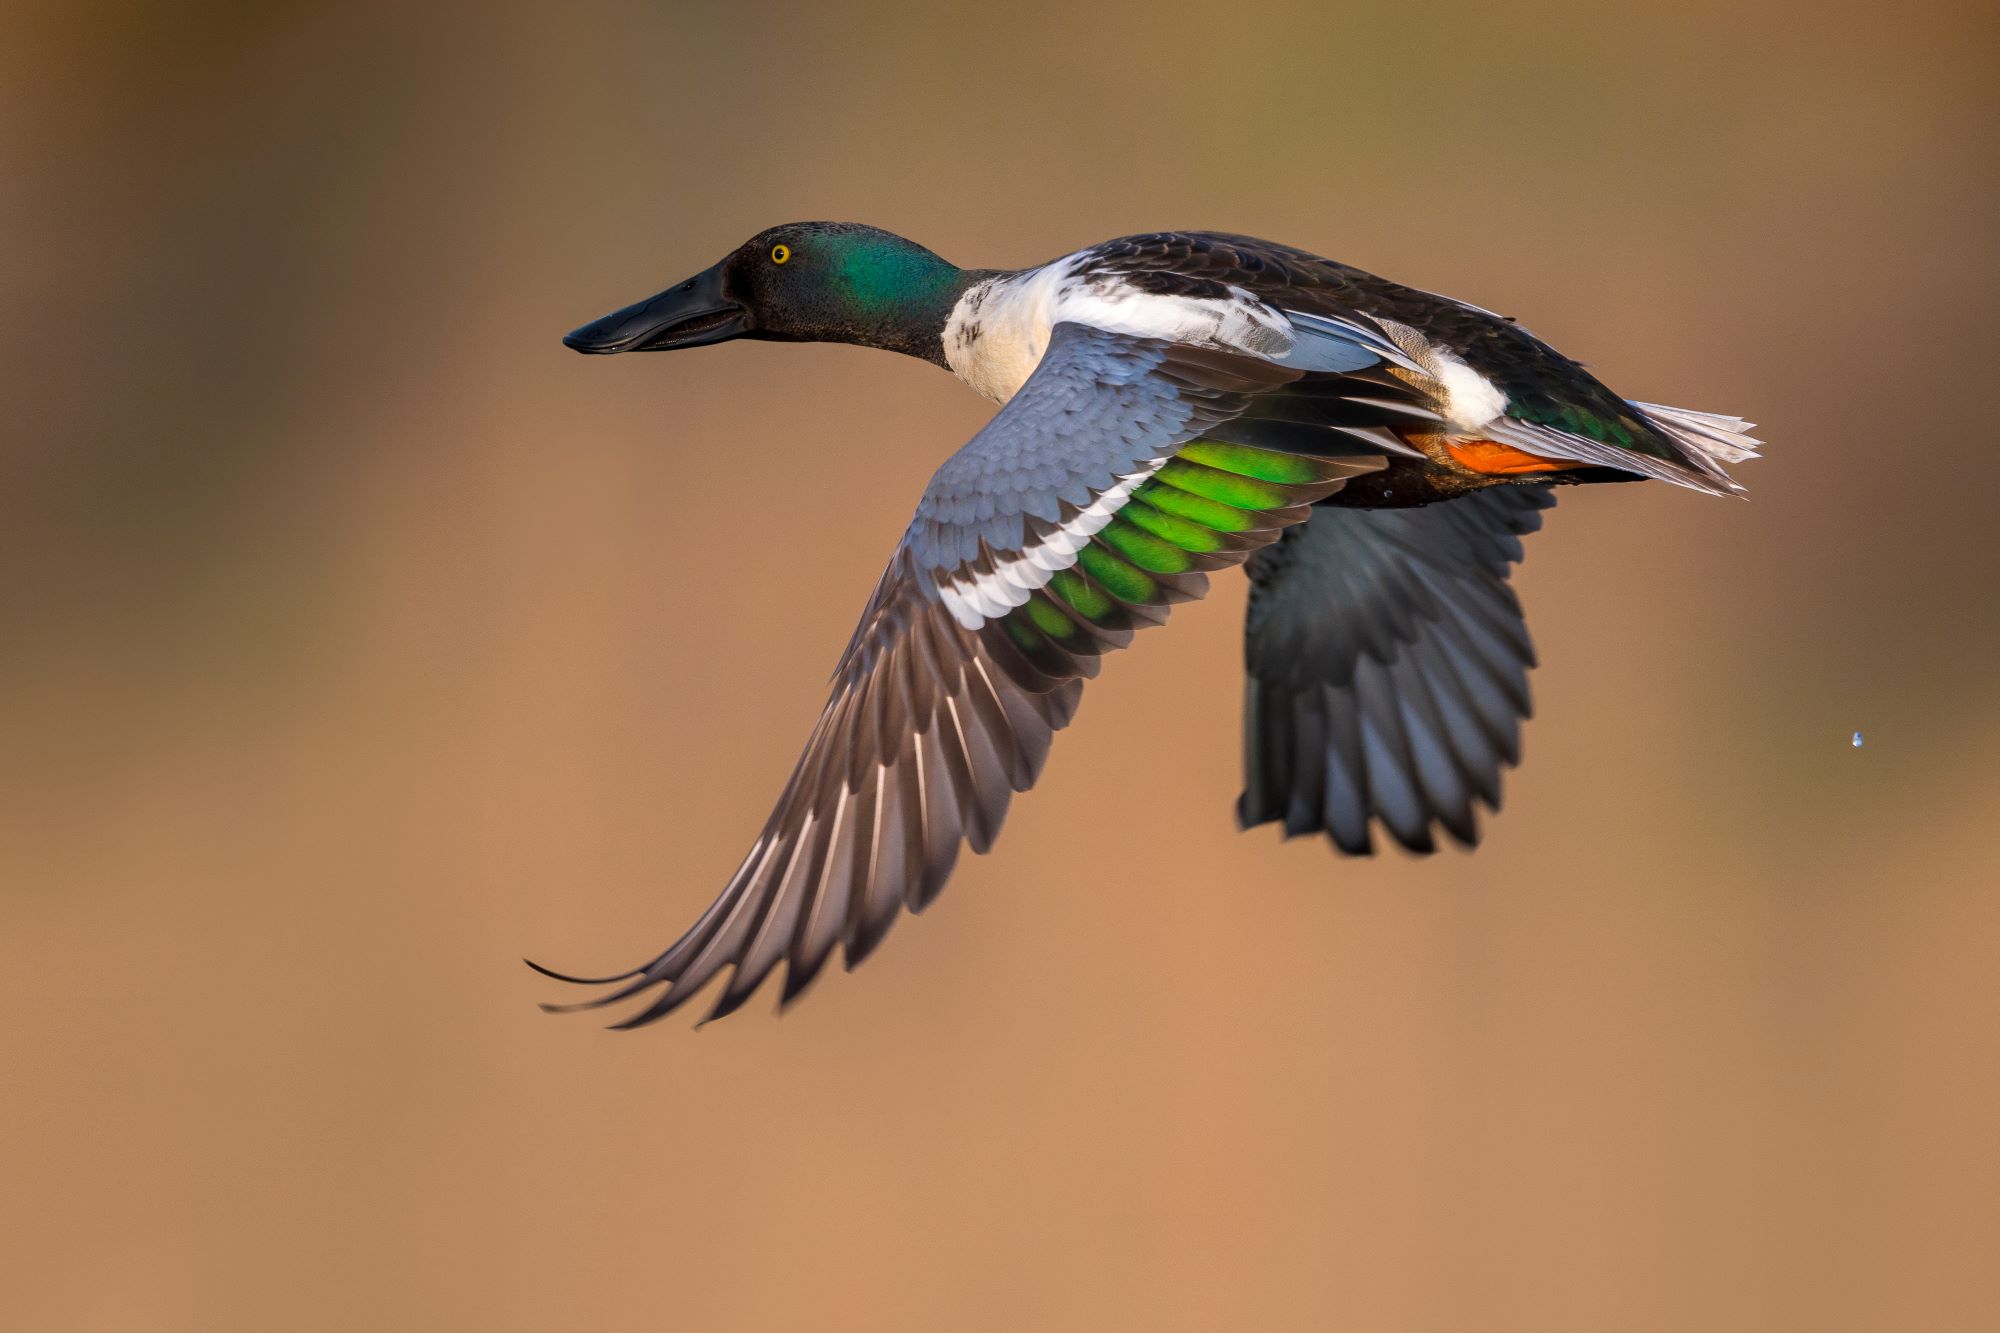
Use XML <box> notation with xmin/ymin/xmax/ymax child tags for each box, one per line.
<box><xmin>941</xmin><ymin>231</ymin><xmax>1752</xmax><ymax>496</ymax></box>
<box><xmin>543</xmin><ymin>223</ymin><xmax>1759</xmax><ymax>1027</ymax></box>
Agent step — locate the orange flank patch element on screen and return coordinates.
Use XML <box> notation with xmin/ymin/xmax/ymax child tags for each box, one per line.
<box><xmin>1445</xmin><ymin>438</ymin><xmax>1581</xmax><ymax>476</ymax></box>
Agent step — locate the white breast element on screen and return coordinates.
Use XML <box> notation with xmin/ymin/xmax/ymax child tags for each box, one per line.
<box><xmin>941</xmin><ymin>264</ymin><xmax>1071</xmax><ymax>404</ymax></box>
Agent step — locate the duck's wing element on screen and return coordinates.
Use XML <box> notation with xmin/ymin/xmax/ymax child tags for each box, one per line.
<box><xmin>1238</xmin><ymin>486</ymin><xmax>1556</xmax><ymax>855</ymax></box>
<box><xmin>532</xmin><ymin>322</ymin><xmax>1393</xmax><ymax>1026</ymax></box>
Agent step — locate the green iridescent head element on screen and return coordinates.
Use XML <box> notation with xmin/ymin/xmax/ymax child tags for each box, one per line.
<box><xmin>563</xmin><ymin>222</ymin><xmax>975</xmax><ymax>366</ymax></box>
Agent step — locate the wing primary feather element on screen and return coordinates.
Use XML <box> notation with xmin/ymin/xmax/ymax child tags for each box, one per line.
<box><xmin>1353</xmin><ymin>661</ymin><xmax>1436</xmax><ymax>853</ymax></box>
<box><xmin>907</xmin><ymin>724</ymin><xmax>965</xmax><ymax>911</ymax></box>
<box><xmin>523</xmin><ymin>958</ymin><xmax>642</xmax><ymax>986</ymax></box>
<box><xmin>780</xmin><ymin>785</ymin><xmax>857</xmax><ymax>1006</ymax></box>
<box><xmin>1319</xmin><ymin>688</ymin><xmax>1376</xmax><ymax>856</ymax></box>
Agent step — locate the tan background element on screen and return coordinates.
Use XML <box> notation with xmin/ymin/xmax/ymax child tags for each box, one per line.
<box><xmin>4</xmin><ymin>2</ymin><xmax>1998</xmax><ymax>1329</ymax></box>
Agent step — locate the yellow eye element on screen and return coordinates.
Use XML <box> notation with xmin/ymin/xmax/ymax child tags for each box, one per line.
<box><xmin>771</xmin><ymin>243</ymin><xmax>790</xmax><ymax>264</ymax></box>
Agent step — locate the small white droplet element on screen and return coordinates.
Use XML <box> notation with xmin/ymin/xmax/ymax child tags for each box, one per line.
<box><xmin>1851</xmin><ymin>731</ymin><xmax>1864</xmax><ymax>748</ymax></box>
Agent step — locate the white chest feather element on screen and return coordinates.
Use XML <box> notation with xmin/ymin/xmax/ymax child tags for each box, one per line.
<box><xmin>941</xmin><ymin>258</ymin><xmax>1295</xmax><ymax>404</ymax></box>
<box><xmin>940</xmin><ymin>265</ymin><xmax>1069</xmax><ymax>404</ymax></box>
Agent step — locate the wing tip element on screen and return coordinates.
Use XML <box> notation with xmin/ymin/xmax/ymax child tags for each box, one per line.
<box><xmin>522</xmin><ymin>956</ymin><xmax>644</xmax><ymax>986</ymax></box>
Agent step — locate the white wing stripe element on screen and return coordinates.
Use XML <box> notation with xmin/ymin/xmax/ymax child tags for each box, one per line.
<box><xmin>936</xmin><ymin>462</ymin><xmax>1164</xmax><ymax>630</ymax></box>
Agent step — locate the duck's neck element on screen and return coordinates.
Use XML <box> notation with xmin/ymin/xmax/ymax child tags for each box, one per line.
<box><xmin>823</xmin><ymin>248</ymin><xmax>997</xmax><ymax>368</ymax></box>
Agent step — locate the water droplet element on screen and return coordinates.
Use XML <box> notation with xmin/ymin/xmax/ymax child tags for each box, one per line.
<box><xmin>1851</xmin><ymin>731</ymin><xmax>1864</xmax><ymax>748</ymax></box>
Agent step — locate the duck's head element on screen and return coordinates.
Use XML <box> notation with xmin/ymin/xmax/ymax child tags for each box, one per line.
<box><xmin>563</xmin><ymin>222</ymin><xmax>974</xmax><ymax>366</ymax></box>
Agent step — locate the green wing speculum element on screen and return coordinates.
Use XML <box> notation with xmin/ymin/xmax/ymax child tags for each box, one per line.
<box><xmin>989</xmin><ymin>441</ymin><xmax>1381</xmax><ymax>679</ymax></box>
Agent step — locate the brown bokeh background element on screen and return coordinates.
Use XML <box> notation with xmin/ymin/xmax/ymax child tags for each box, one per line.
<box><xmin>5</xmin><ymin>2</ymin><xmax>1998</xmax><ymax>1329</ymax></box>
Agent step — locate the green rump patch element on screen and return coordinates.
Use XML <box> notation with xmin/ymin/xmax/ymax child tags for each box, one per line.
<box><xmin>1510</xmin><ymin>399</ymin><xmax>1641</xmax><ymax>448</ymax></box>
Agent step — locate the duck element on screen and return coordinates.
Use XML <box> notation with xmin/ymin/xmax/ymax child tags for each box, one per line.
<box><xmin>537</xmin><ymin>222</ymin><xmax>1760</xmax><ymax>1027</ymax></box>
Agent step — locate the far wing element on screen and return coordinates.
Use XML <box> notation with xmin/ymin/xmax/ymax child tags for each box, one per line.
<box><xmin>1239</xmin><ymin>486</ymin><xmax>1556</xmax><ymax>854</ymax></box>
<box><xmin>533</xmin><ymin>323</ymin><xmax>1386</xmax><ymax>1026</ymax></box>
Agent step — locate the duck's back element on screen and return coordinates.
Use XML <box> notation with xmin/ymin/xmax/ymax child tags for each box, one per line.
<box><xmin>1077</xmin><ymin>231</ymin><xmax>1696</xmax><ymax>476</ymax></box>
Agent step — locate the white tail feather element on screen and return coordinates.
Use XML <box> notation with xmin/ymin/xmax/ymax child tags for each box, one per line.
<box><xmin>1484</xmin><ymin>415</ymin><xmax>1747</xmax><ymax>497</ymax></box>
<box><xmin>1633</xmin><ymin>401</ymin><xmax>1764</xmax><ymax>466</ymax></box>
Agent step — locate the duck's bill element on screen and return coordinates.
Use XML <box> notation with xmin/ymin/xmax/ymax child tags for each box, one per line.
<box><xmin>562</xmin><ymin>261</ymin><xmax>750</xmax><ymax>353</ymax></box>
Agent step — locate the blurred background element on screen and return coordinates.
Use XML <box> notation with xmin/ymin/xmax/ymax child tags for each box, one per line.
<box><xmin>4</xmin><ymin>1</ymin><xmax>1997</xmax><ymax>1329</ymax></box>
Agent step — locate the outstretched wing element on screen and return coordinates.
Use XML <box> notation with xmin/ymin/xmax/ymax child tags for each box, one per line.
<box><xmin>1238</xmin><ymin>486</ymin><xmax>1556</xmax><ymax>855</ymax></box>
<box><xmin>534</xmin><ymin>323</ymin><xmax>1388</xmax><ymax>1026</ymax></box>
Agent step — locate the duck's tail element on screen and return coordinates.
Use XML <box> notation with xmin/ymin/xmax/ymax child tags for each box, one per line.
<box><xmin>1474</xmin><ymin>399</ymin><xmax>1762</xmax><ymax>498</ymax></box>
<box><xmin>1630</xmin><ymin>402</ymin><xmax>1763</xmax><ymax>472</ymax></box>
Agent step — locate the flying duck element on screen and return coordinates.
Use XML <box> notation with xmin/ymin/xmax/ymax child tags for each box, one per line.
<box><xmin>537</xmin><ymin>223</ymin><xmax>1759</xmax><ymax>1027</ymax></box>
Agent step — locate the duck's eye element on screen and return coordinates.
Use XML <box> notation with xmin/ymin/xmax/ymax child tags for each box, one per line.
<box><xmin>770</xmin><ymin>243</ymin><xmax>790</xmax><ymax>265</ymax></box>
